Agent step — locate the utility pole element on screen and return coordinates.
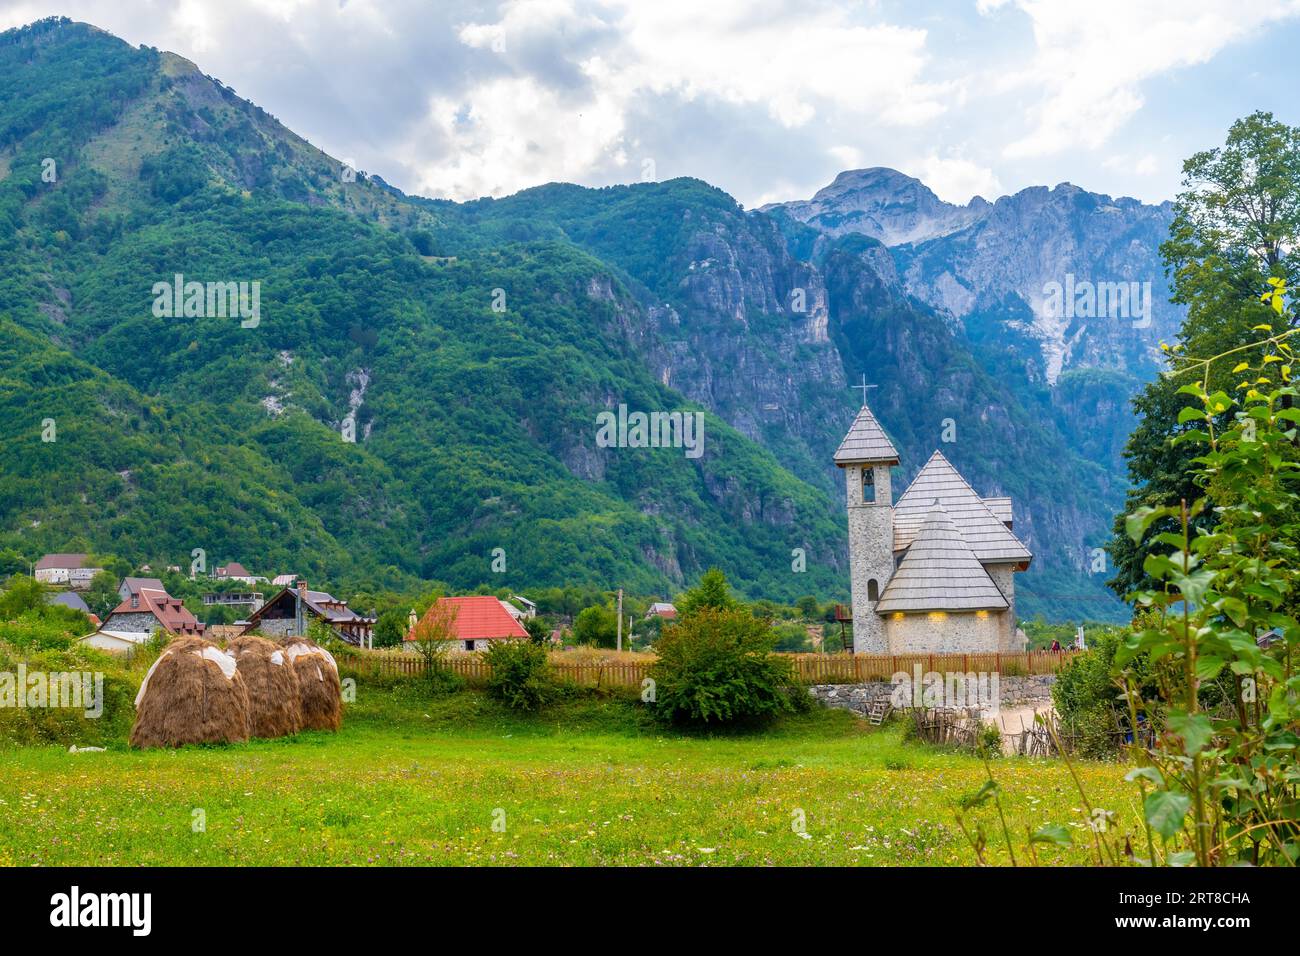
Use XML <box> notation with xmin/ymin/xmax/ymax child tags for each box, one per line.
<box><xmin>616</xmin><ymin>588</ymin><xmax>624</xmax><ymax>652</ymax></box>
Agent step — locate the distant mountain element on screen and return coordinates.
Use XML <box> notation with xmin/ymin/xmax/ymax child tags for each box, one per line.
<box><xmin>761</xmin><ymin>170</ymin><xmax>1183</xmax><ymax>618</ymax></box>
<box><xmin>761</xmin><ymin>167</ymin><xmax>989</xmax><ymax>246</ymax></box>
<box><xmin>0</xmin><ymin>17</ymin><xmax>1168</xmax><ymax>620</ymax></box>
<box><xmin>0</xmin><ymin>18</ymin><xmax>845</xmax><ymax>603</ymax></box>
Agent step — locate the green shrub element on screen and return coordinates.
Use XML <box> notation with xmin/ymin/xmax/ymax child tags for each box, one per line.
<box><xmin>0</xmin><ymin>641</ymin><xmax>138</xmax><ymax>747</ymax></box>
<box><xmin>1052</xmin><ymin>629</ymin><xmax>1157</xmax><ymax>758</ymax></box>
<box><xmin>976</xmin><ymin>721</ymin><xmax>1004</xmax><ymax>759</ymax></box>
<box><xmin>484</xmin><ymin>640</ymin><xmax>552</xmax><ymax>711</ymax></box>
<box><xmin>648</xmin><ymin>608</ymin><xmax>800</xmax><ymax>726</ymax></box>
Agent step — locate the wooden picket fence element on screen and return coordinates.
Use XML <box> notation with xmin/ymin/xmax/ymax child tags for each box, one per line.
<box><xmin>783</xmin><ymin>650</ymin><xmax>1078</xmax><ymax>683</ymax></box>
<box><xmin>340</xmin><ymin>649</ymin><xmax>1079</xmax><ymax>688</ymax></box>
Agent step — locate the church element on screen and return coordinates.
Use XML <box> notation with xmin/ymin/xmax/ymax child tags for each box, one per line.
<box><xmin>836</xmin><ymin>400</ymin><xmax>1031</xmax><ymax>655</ymax></box>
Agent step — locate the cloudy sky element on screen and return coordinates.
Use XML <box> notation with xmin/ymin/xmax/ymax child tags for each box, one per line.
<box><xmin>4</xmin><ymin>0</ymin><xmax>1299</xmax><ymax>207</ymax></box>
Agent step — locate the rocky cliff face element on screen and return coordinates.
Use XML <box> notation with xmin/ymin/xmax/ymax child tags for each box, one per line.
<box><xmin>480</xmin><ymin>174</ymin><xmax>1135</xmax><ymax>619</ymax></box>
<box><xmin>770</xmin><ymin>169</ymin><xmax>1179</xmax><ymax>387</ymax></box>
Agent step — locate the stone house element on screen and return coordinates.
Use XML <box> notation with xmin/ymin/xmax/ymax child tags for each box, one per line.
<box><xmin>242</xmin><ymin>580</ymin><xmax>376</xmax><ymax>646</ymax></box>
<box><xmin>34</xmin><ymin>553</ymin><xmax>103</xmax><ymax>589</ymax></box>
<box><xmin>837</xmin><ymin>401</ymin><xmax>1032</xmax><ymax>655</ymax></box>
<box><xmin>79</xmin><ymin>586</ymin><xmax>206</xmax><ymax>652</ymax></box>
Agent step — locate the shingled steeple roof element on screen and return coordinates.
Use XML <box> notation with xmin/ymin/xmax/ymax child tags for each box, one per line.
<box><xmin>875</xmin><ymin>504</ymin><xmax>1010</xmax><ymax>613</ymax></box>
<box><xmin>892</xmin><ymin>451</ymin><xmax>1031</xmax><ymax>564</ymax></box>
<box><xmin>833</xmin><ymin>404</ymin><xmax>900</xmax><ymax>465</ymax></box>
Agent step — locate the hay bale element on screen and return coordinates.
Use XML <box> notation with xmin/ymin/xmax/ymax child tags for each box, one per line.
<box><xmin>130</xmin><ymin>637</ymin><xmax>251</xmax><ymax>749</ymax></box>
<box><xmin>279</xmin><ymin>636</ymin><xmax>342</xmax><ymax>731</ymax></box>
<box><xmin>228</xmin><ymin>634</ymin><xmax>302</xmax><ymax>738</ymax></box>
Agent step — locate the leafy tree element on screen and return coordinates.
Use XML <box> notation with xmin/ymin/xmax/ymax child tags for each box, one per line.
<box><xmin>795</xmin><ymin>595</ymin><xmax>820</xmax><ymax>619</ymax></box>
<box><xmin>408</xmin><ymin>600</ymin><xmax>457</xmax><ymax>691</ymax></box>
<box><xmin>1110</xmin><ymin>112</ymin><xmax>1300</xmax><ymax>596</ymax></box>
<box><xmin>372</xmin><ymin>607</ymin><xmax>410</xmax><ymax>648</ymax></box>
<box><xmin>522</xmin><ymin>616</ymin><xmax>549</xmax><ymax>645</ymax></box>
<box><xmin>484</xmin><ymin>640</ymin><xmax>552</xmax><ymax>711</ymax></box>
<box><xmin>649</xmin><ymin>608</ymin><xmax>801</xmax><ymax>726</ymax></box>
<box><xmin>0</xmin><ymin>574</ymin><xmax>47</xmax><ymax>619</ymax></box>
<box><xmin>677</xmin><ymin>568</ymin><xmax>737</xmax><ymax>616</ymax></box>
<box><xmin>82</xmin><ymin>570</ymin><xmax>120</xmax><ymax>619</ymax></box>
<box><xmin>572</xmin><ymin>604</ymin><xmax>617</xmax><ymax>648</ymax></box>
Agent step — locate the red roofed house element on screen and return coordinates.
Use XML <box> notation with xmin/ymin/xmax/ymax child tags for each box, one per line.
<box><xmin>80</xmin><ymin>587</ymin><xmax>206</xmax><ymax>652</ymax></box>
<box><xmin>405</xmin><ymin>595</ymin><xmax>529</xmax><ymax>652</ymax></box>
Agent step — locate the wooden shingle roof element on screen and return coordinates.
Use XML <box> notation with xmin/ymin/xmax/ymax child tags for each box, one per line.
<box><xmin>982</xmin><ymin>497</ymin><xmax>1012</xmax><ymax>525</ymax></box>
<box><xmin>834</xmin><ymin>404</ymin><xmax>900</xmax><ymax>465</ymax></box>
<box><xmin>876</xmin><ymin>505</ymin><xmax>1010</xmax><ymax>613</ymax></box>
<box><xmin>893</xmin><ymin>451</ymin><xmax>1031</xmax><ymax>564</ymax></box>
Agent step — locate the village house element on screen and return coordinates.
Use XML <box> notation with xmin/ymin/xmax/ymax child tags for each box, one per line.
<box><xmin>214</xmin><ymin>562</ymin><xmax>261</xmax><ymax>586</ymax></box>
<box><xmin>47</xmin><ymin>590</ymin><xmax>101</xmax><ymax>628</ymax></box>
<box><xmin>34</xmin><ymin>553</ymin><xmax>103</xmax><ymax>589</ymax></box>
<box><xmin>241</xmin><ymin>580</ymin><xmax>375</xmax><ymax>646</ymax></box>
<box><xmin>80</xmin><ymin>585</ymin><xmax>205</xmax><ymax>652</ymax></box>
<box><xmin>645</xmin><ymin>602</ymin><xmax>677</xmax><ymax>621</ymax></box>
<box><xmin>118</xmin><ymin>576</ymin><xmax>165</xmax><ymax>602</ymax></box>
<box><xmin>837</xmin><ymin>400</ymin><xmax>1032</xmax><ymax>655</ymax></box>
<box><xmin>203</xmin><ymin>591</ymin><xmax>265</xmax><ymax>612</ymax></box>
<box><xmin>406</xmin><ymin>595</ymin><xmax>529</xmax><ymax>652</ymax></box>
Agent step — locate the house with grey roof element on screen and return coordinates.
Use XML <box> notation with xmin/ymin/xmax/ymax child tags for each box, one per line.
<box><xmin>835</xmin><ymin>401</ymin><xmax>1031</xmax><ymax>654</ymax></box>
<box><xmin>118</xmin><ymin>576</ymin><xmax>165</xmax><ymax>602</ymax></box>
<box><xmin>34</xmin><ymin>553</ymin><xmax>103</xmax><ymax>590</ymax></box>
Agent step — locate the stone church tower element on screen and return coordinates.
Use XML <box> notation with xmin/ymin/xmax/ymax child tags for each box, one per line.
<box><xmin>835</xmin><ymin>398</ymin><xmax>1034</xmax><ymax>656</ymax></box>
<box><xmin>834</xmin><ymin>404</ymin><xmax>899</xmax><ymax>653</ymax></box>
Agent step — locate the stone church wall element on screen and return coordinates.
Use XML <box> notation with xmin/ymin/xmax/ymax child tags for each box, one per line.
<box><xmin>883</xmin><ymin>610</ymin><xmax>1005</xmax><ymax>654</ymax></box>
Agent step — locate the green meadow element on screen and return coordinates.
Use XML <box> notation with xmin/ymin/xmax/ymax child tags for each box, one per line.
<box><xmin>0</xmin><ymin>686</ymin><xmax>1139</xmax><ymax>866</ymax></box>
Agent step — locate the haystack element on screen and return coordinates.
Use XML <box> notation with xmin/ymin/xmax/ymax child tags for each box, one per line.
<box><xmin>227</xmin><ymin>634</ymin><xmax>302</xmax><ymax>738</ymax></box>
<box><xmin>130</xmin><ymin>637</ymin><xmax>251</xmax><ymax>748</ymax></box>
<box><xmin>279</xmin><ymin>635</ymin><xmax>342</xmax><ymax>731</ymax></box>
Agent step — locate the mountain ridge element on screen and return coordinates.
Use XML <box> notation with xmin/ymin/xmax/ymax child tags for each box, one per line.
<box><xmin>0</xmin><ymin>17</ymin><xmax>1152</xmax><ymax>620</ymax></box>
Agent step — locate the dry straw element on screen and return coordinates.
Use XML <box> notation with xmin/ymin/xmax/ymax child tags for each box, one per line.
<box><xmin>279</xmin><ymin>635</ymin><xmax>342</xmax><ymax>731</ymax></box>
<box><xmin>228</xmin><ymin>634</ymin><xmax>302</xmax><ymax>738</ymax></box>
<box><xmin>130</xmin><ymin>637</ymin><xmax>251</xmax><ymax>748</ymax></box>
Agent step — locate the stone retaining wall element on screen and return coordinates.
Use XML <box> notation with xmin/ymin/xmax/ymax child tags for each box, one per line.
<box><xmin>810</xmin><ymin>674</ymin><xmax>1054</xmax><ymax>716</ymax></box>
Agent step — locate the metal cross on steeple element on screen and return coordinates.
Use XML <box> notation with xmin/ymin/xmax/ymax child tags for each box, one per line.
<box><xmin>852</xmin><ymin>373</ymin><xmax>877</xmax><ymax>407</ymax></box>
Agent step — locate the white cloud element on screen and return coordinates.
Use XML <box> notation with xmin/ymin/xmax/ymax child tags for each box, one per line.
<box><xmin>1000</xmin><ymin>0</ymin><xmax>1300</xmax><ymax>159</ymax></box>
<box><xmin>913</xmin><ymin>152</ymin><xmax>1002</xmax><ymax>204</ymax></box>
<box><xmin>387</xmin><ymin>0</ymin><xmax>963</xmax><ymax>199</ymax></box>
<box><xmin>2</xmin><ymin>0</ymin><xmax>1297</xmax><ymax>207</ymax></box>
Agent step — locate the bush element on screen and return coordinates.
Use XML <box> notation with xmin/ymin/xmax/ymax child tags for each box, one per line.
<box><xmin>572</xmin><ymin>605</ymin><xmax>618</xmax><ymax>648</ymax></box>
<box><xmin>770</xmin><ymin>621</ymin><xmax>813</xmax><ymax>652</ymax></box>
<box><xmin>1052</xmin><ymin>629</ymin><xmax>1158</xmax><ymax>758</ymax></box>
<box><xmin>0</xmin><ymin>640</ymin><xmax>138</xmax><ymax>747</ymax></box>
<box><xmin>976</xmin><ymin>721</ymin><xmax>1004</xmax><ymax>759</ymax></box>
<box><xmin>484</xmin><ymin>640</ymin><xmax>552</xmax><ymax>711</ymax></box>
<box><xmin>648</xmin><ymin>608</ymin><xmax>801</xmax><ymax>727</ymax></box>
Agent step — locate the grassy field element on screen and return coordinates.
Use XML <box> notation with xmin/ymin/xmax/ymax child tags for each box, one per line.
<box><xmin>0</xmin><ymin>684</ymin><xmax>1142</xmax><ymax>866</ymax></box>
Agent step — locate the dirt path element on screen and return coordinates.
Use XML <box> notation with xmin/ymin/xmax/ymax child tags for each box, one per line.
<box><xmin>995</xmin><ymin>701</ymin><xmax>1056</xmax><ymax>754</ymax></box>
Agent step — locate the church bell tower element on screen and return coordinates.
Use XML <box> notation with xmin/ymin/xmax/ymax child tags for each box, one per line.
<box><xmin>834</xmin><ymin>398</ymin><xmax>899</xmax><ymax>654</ymax></box>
